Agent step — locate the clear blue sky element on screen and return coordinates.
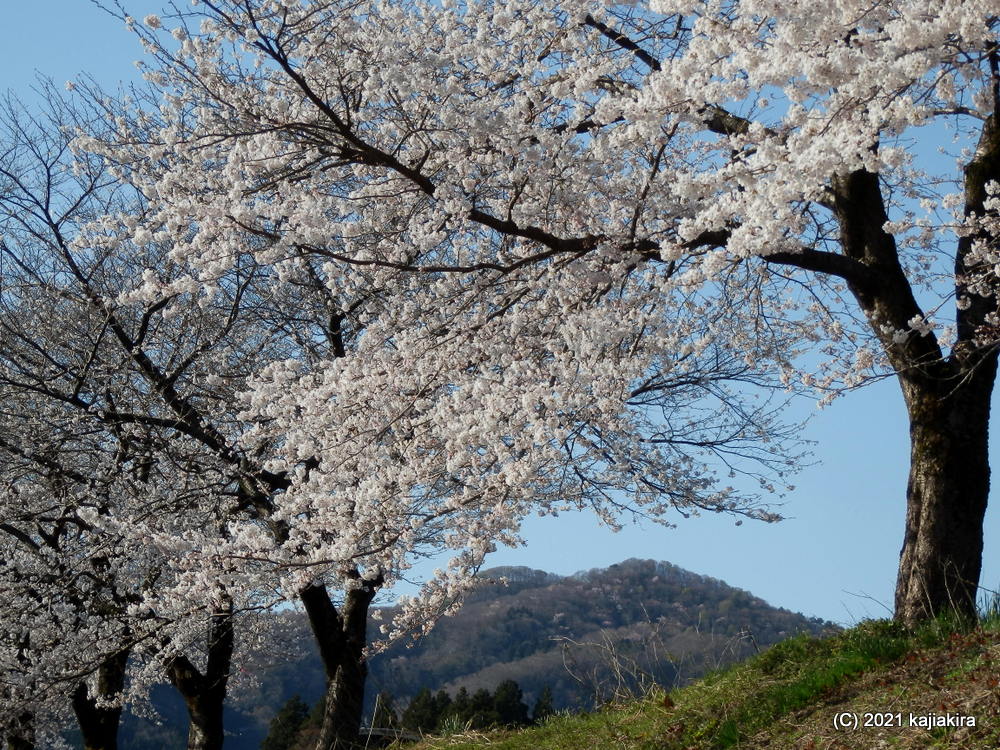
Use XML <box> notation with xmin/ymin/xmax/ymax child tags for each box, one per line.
<box><xmin>3</xmin><ymin>1</ymin><xmax>998</xmax><ymax>626</ymax></box>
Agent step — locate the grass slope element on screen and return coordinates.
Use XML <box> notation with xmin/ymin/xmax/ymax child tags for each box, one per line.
<box><xmin>390</xmin><ymin>614</ymin><xmax>1000</xmax><ymax>750</ymax></box>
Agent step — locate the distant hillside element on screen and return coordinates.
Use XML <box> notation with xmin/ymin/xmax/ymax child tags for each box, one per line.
<box><xmin>119</xmin><ymin>559</ymin><xmax>832</xmax><ymax>749</ymax></box>
<box><xmin>366</xmin><ymin>559</ymin><xmax>830</xmax><ymax>710</ymax></box>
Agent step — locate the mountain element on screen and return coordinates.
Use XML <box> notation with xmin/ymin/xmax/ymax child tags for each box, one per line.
<box><xmin>119</xmin><ymin>559</ymin><xmax>833</xmax><ymax>749</ymax></box>
<box><xmin>365</xmin><ymin>559</ymin><xmax>831</xmax><ymax>708</ymax></box>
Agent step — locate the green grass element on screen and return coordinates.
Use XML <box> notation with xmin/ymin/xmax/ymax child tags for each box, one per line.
<box><xmin>663</xmin><ymin>619</ymin><xmax>916</xmax><ymax>749</ymax></box>
<box><xmin>393</xmin><ymin>610</ymin><xmax>1000</xmax><ymax>750</ymax></box>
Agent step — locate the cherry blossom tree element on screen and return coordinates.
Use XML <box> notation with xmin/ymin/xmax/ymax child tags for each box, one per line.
<box><xmin>3</xmin><ymin>5</ymin><xmax>821</xmax><ymax>748</ymax></box>
<box><xmin>80</xmin><ymin>0</ymin><xmax>1000</xmax><ymax>630</ymax></box>
<box><xmin>63</xmin><ymin>4</ymin><xmax>807</xmax><ymax>746</ymax></box>
<box><xmin>0</xmin><ymin>94</ymin><xmax>392</xmax><ymax>750</ymax></box>
<box><xmin>0</xmin><ymin>97</ymin><xmax>256</xmax><ymax>750</ymax></box>
<box><xmin>0</xmin><ymin>20</ymin><xmax>791</xmax><ymax>750</ymax></box>
<box><xmin>85</xmin><ymin>0</ymin><xmax>801</xmax><ymax>569</ymax></box>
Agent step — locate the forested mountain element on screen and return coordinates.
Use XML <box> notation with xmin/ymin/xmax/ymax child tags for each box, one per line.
<box><xmin>118</xmin><ymin>559</ymin><xmax>832</xmax><ymax>749</ymax></box>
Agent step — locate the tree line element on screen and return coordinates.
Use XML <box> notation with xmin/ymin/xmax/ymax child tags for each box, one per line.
<box><xmin>262</xmin><ymin>681</ymin><xmax>555</xmax><ymax>750</ymax></box>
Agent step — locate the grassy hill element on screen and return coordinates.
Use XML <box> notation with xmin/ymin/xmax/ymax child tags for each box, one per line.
<box><xmin>386</xmin><ymin>612</ymin><xmax>1000</xmax><ymax>750</ymax></box>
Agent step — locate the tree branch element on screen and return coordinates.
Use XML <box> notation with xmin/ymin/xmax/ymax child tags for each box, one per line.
<box><xmin>583</xmin><ymin>15</ymin><xmax>661</xmax><ymax>72</ymax></box>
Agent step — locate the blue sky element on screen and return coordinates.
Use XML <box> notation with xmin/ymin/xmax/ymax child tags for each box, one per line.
<box><xmin>3</xmin><ymin>1</ymin><xmax>998</xmax><ymax>626</ymax></box>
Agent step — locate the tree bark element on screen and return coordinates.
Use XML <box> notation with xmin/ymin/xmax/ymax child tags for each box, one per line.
<box><xmin>300</xmin><ymin>571</ymin><xmax>382</xmax><ymax>750</ymax></box>
<box><xmin>71</xmin><ymin>648</ymin><xmax>130</xmax><ymax>750</ymax></box>
<box><xmin>823</xmin><ymin>164</ymin><xmax>994</xmax><ymax>626</ymax></box>
<box><xmin>892</xmin><ymin>110</ymin><xmax>1000</xmax><ymax>625</ymax></box>
<box><xmin>769</xmin><ymin>138</ymin><xmax>1000</xmax><ymax>625</ymax></box>
<box><xmin>893</xmin><ymin>361</ymin><xmax>996</xmax><ymax>625</ymax></box>
<box><xmin>165</xmin><ymin>603</ymin><xmax>234</xmax><ymax>750</ymax></box>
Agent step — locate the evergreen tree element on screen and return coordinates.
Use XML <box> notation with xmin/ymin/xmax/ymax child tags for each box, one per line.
<box><xmin>532</xmin><ymin>686</ymin><xmax>555</xmax><ymax>724</ymax></box>
<box><xmin>468</xmin><ymin>688</ymin><xmax>500</xmax><ymax>729</ymax></box>
<box><xmin>261</xmin><ymin>694</ymin><xmax>309</xmax><ymax>750</ymax></box>
<box><xmin>433</xmin><ymin>689</ymin><xmax>452</xmax><ymax>722</ymax></box>
<box><xmin>492</xmin><ymin>680</ymin><xmax>529</xmax><ymax>727</ymax></box>
<box><xmin>444</xmin><ymin>686</ymin><xmax>471</xmax><ymax>727</ymax></box>
<box><xmin>287</xmin><ymin>698</ymin><xmax>325</xmax><ymax>750</ymax></box>
<box><xmin>401</xmin><ymin>688</ymin><xmax>440</xmax><ymax>733</ymax></box>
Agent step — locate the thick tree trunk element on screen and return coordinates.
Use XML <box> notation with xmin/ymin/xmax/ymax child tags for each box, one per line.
<box><xmin>320</xmin><ymin>590</ymin><xmax>371</xmax><ymax>748</ymax></box>
<box><xmin>165</xmin><ymin>603</ymin><xmax>234</xmax><ymax>750</ymax></box>
<box><xmin>812</xmin><ymin>145</ymin><xmax>1000</xmax><ymax>626</ymax></box>
<box><xmin>300</xmin><ymin>572</ymin><xmax>381</xmax><ymax>750</ymax></box>
<box><xmin>183</xmin><ymin>699</ymin><xmax>225</xmax><ymax>750</ymax></box>
<box><xmin>71</xmin><ymin>648</ymin><xmax>130</xmax><ymax>750</ymax></box>
<box><xmin>894</xmin><ymin>360</ymin><xmax>997</xmax><ymax>626</ymax></box>
<box><xmin>892</xmin><ymin>113</ymin><xmax>1000</xmax><ymax>626</ymax></box>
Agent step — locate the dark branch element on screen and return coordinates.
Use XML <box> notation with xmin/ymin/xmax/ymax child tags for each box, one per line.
<box><xmin>583</xmin><ymin>15</ymin><xmax>662</xmax><ymax>72</ymax></box>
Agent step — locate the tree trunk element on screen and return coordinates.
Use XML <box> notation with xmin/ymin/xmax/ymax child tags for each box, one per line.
<box><xmin>891</xmin><ymin>112</ymin><xmax>1000</xmax><ymax>626</ymax></box>
<box><xmin>815</xmin><ymin>153</ymin><xmax>1000</xmax><ymax>626</ymax></box>
<box><xmin>320</xmin><ymin>587</ymin><xmax>372</xmax><ymax>749</ymax></box>
<box><xmin>184</xmin><ymin>699</ymin><xmax>225</xmax><ymax>750</ymax></box>
<box><xmin>300</xmin><ymin>572</ymin><xmax>382</xmax><ymax>750</ymax></box>
<box><xmin>894</xmin><ymin>359</ymin><xmax>997</xmax><ymax>626</ymax></box>
<box><xmin>165</xmin><ymin>603</ymin><xmax>234</xmax><ymax>750</ymax></box>
<box><xmin>71</xmin><ymin>648</ymin><xmax>130</xmax><ymax>750</ymax></box>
